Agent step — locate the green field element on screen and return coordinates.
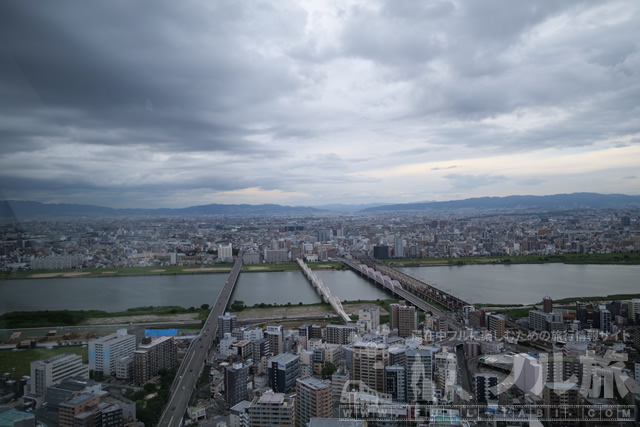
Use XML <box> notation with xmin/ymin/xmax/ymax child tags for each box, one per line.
<box><xmin>0</xmin><ymin>305</ymin><xmax>210</xmax><ymax>329</ymax></box>
<box><xmin>382</xmin><ymin>252</ymin><xmax>640</xmax><ymax>267</ymax></box>
<box><xmin>0</xmin><ymin>346</ymin><xmax>88</xmax><ymax>379</ymax></box>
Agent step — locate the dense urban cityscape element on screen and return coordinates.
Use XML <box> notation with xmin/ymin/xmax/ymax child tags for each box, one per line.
<box><xmin>1</xmin><ymin>206</ymin><xmax>639</xmax><ymax>426</ymax></box>
<box><xmin>3</xmin><ymin>0</ymin><xmax>640</xmax><ymax>425</ymax></box>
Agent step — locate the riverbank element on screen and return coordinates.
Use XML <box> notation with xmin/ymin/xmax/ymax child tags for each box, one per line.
<box><xmin>0</xmin><ymin>261</ymin><xmax>346</xmax><ymax>280</ymax></box>
<box><xmin>383</xmin><ymin>252</ymin><xmax>640</xmax><ymax>267</ymax></box>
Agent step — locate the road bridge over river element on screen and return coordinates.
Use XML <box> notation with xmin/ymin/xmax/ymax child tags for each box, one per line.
<box><xmin>158</xmin><ymin>254</ymin><xmax>243</xmax><ymax>427</ymax></box>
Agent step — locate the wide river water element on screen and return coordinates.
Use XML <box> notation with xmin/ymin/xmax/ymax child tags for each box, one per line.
<box><xmin>1</xmin><ymin>264</ymin><xmax>638</xmax><ymax>314</ymax></box>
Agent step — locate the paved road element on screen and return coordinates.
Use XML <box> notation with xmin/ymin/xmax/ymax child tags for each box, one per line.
<box><xmin>158</xmin><ymin>255</ymin><xmax>243</xmax><ymax>427</ymax></box>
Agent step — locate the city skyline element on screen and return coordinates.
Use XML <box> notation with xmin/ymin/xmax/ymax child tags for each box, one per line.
<box><xmin>1</xmin><ymin>1</ymin><xmax>640</xmax><ymax>208</ymax></box>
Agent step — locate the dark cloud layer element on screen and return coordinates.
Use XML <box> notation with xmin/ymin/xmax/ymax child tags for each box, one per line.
<box><xmin>1</xmin><ymin>0</ymin><xmax>639</xmax><ymax>207</ymax></box>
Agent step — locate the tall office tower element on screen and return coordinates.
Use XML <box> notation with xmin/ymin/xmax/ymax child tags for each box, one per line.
<box><xmin>247</xmin><ymin>392</ymin><xmax>295</xmax><ymax>427</ymax></box>
<box><xmin>89</xmin><ymin>328</ymin><xmax>136</xmax><ymax>376</ymax></box>
<box><xmin>218</xmin><ymin>243</ymin><xmax>233</xmax><ymax>260</ymax></box>
<box><xmin>268</xmin><ymin>353</ymin><xmax>300</xmax><ymax>393</ymax></box>
<box><xmin>325</xmin><ymin>325</ymin><xmax>357</xmax><ymax>345</ymax></box>
<box><xmin>629</xmin><ymin>299</ymin><xmax>640</xmax><ymax>324</ymax></box>
<box><xmin>513</xmin><ymin>353</ymin><xmax>543</xmax><ymax>398</ymax></box>
<box><xmin>252</xmin><ymin>338</ymin><xmax>270</xmax><ymax>360</ymax></box>
<box><xmin>295</xmin><ymin>377</ymin><xmax>332</xmax><ymax>427</ymax></box>
<box><xmin>331</xmin><ymin>367</ymin><xmax>349</xmax><ymax>405</ymax></box>
<box><xmin>390</xmin><ymin>304</ymin><xmax>400</xmax><ymax>331</ymax></box>
<box><xmin>487</xmin><ymin>314</ymin><xmax>506</xmax><ymax>339</ymax></box>
<box><xmin>373</xmin><ymin>245</ymin><xmax>390</xmax><ymax>259</ymax></box>
<box><xmin>298</xmin><ymin>324</ymin><xmax>313</xmax><ymax>342</ymax></box>
<box><xmin>218</xmin><ymin>312</ymin><xmax>237</xmax><ymax>339</ymax></box>
<box><xmin>358</xmin><ymin>305</ymin><xmax>380</xmax><ymax>332</ymax></box>
<box><xmin>133</xmin><ymin>336</ymin><xmax>177</xmax><ymax>385</ymax></box>
<box><xmin>266</xmin><ymin>325</ymin><xmax>284</xmax><ymax>355</ymax></box>
<box><xmin>405</xmin><ymin>348</ymin><xmax>435</xmax><ymax>404</ymax></box>
<box><xmin>436</xmin><ymin>350</ymin><xmax>457</xmax><ymax>403</ymax></box>
<box><xmin>474</xmin><ymin>373</ymin><xmax>499</xmax><ymax>403</ymax></box>
<box><xmin>576</xmin><ymin>301</ymin><xmax>588</xmax><ymax>324</ymax></box>
<box><xmin>30</xmin><ymin>353</ymin><xmax>89</xmax><ymax>398</ymax></box>
<box><xmin>385</xmin><ymin>365</ymin><xmax>406</xmax><ymax>402</ymax></box>
<box><xmin>225</xmin><ymin>363</ymin><xmax>249</xmax><ymax>407</ymax></box>
<box><xmin>398</xmin><ymin>305</ymin><xmax>418</xmax><ymax>337</ymax></box>
<box><xmin>468</xmin><ymin>310</ymin><xmax>486</xmax><ymax>329</ymax></box>
<box><xmin>599</xmin><ymin>306</ymin><xmax>612</xmax><ymax>332</ymax></box>
<box><xmin>543</xmin><ymin>296</ymin><xmax>553</xmax><ymax>313</ymax></box>
<box><xmin>352</xmin><ymin>342</ymin><xmax>389</xmax><ymax>393</ymax></box>
<box><xmin>394</xmin><ymin>235</ymin><xmax>404</xmax><ymax>258</ymax></box>
<box><xmin>388</xmin><ymin>345</ymin><xmax>407</xmax><ymax>367</ymax></box>
<box><xmin>318</xmin><ymin>229</ymin><xmax>331</xmax><ymax>242</ymax></box>
<box><xmin>543</xmin><ymin>382</ymin><xmax>579</xmax><ymax>420</ymax></box>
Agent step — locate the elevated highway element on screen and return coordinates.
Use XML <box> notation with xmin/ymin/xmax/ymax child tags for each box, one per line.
<box><xmin>297</xmin><ymin>258</ymin><xmax>351</xmax><ymax>323</ymax></box>
<box><xmin>158</xmin><ymin>254</ymin><xmax>243</xmax><ymax>427</ymax></box>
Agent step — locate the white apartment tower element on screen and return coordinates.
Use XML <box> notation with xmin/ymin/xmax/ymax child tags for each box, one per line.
<box><xmin>30</xmin><ymin>353</ymin><xmax>89</xmax><ymax>398</ymax></box>
<box><xmin>89</xmin><ymin>328</ymin><xmax>136</xmax><ymax>376</ymax></box>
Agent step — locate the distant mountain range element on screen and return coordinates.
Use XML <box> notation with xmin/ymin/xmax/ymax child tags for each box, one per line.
<box><xmin>0</xmin><ymin>200</ymin><xmax>323</xmax><ymax>218</ymax></box>
<box><xmin>1</xmin><ymin>193</ymin><xmax>639</xmax><ymax>218</ymax></box>
<box><xmin>360</xmin><ymin>193</ymin><xmax>640</xmax><ymax>212</ymax></box>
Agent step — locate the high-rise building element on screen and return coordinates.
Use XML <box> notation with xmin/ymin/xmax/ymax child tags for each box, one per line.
<box><xmin>252</xmin><ymin>338</ymin><xmax>270</xmax><ymax>361</ymax></box>
<box><xmin>487</xmin><ymin>314</ymin><xmax>506</xmax><ymax>339</ymax></box>
<box><xmin>468</xmin><ymin>310</ymin><xmax>486</xmax><ymax>329</ymax></box>
<box><xmin>629</xmin><ymin>299</ymin><xmax>640</xmax><ymax>324</ymax></box>
<box><xmin>543</xmin><ymin>382</ymin><xmax>579</xmax><ymax>420</ymax></box>
<box><xmin>133</xmin><ymin>336</ymin><xmax>177</xmax><ymax>385</ymax></box>
<box><xmin>385</xmin><ymin>365</ymin><xmax>406</xmax><ymax>402</ymax></box>
<box><xmin>325</xmin><ymin>325</ymin><xmax>357</xmax><ymax>345</ymax></box>
<box><xmin>218</xmin><ymin>312</ymin><xmax>237</xmax><ymax>339</ymax></box>
<box><xmin>89</xmin><ymin>329</ymin><xmax>136</xmax><ymax>376</ymax></box>
<box><xmin>225</xmin><ymin>363</ymin><xmax>249</xmax><ymax>407</ymax></box>
<box><xmin>266</xmin><ymin>325</ymin><xmax>284</xmax><ymax>356</ymax></box>
<box><xmin>405</xmin><ymin>347</ymin><xmax>434</xmax><ymax>403</ymax></box>
<box><xmin>398</xmin><ymin>305</ymin><xmax>418</xmax><ymax>337</ymax></box>
<box><xmin>218</xmin><ymin>243</ymin><xmax>233</xmax><ymax>261</ymax></box>
<box><xmin>352</xmin><ymin>342</ymin><xmax>388</xmax><ymax>393</ymax></box>
<box><xmin>543</xmin><ymin>296</ymin><xmax>553</xmax><ymax>313</ymax></box>
<box><xmin>30</xmin><ymin>353</ymin><xmax>89</xmax><ymax>398</ymax></box>
<box><xmin>58</xmin><ymin>393</ymin><xmax>101</xmax><ymax>427</ymax></box>
<box><xmin>373</xmin><ymin>246</ymin><xmax>390</xmax><ymax>259</ymax></box>
<box><xmin>295</xmin><ymin>377</ymin><xmax>332</xmax><ymax>427</ymax></box>
<box><xmin>358</xmin><ymin>305</ymin><xmax>380</xmax><ymax>332</ymax></box>
<box><xmin>331</xmin><ymin>367</ymin><xmax>349</xmax><ymax>405</ymax></box>
<box><xmin>576</xmin><ymin>301</ymin><xmax>587</xmax><ymax>325</ymax></box>
<box><xmin>394</xmin><ymin>235</ymin><xmax>404</xmax><ymax>258</ymax></box>
<box><xmin>247</xmin><ymin>392</ymin><xmax>295</xmax><ymax>427</ymax></box>
<box><xmin>597</xmin><ymin>305</ymin><xmax>611</xmax><ymax>332</ymax></box>
<box><xmin>474</xmin><ymin>373</ymin><xmax>498</xmax><ymax>403</ymax></box>
<box><xmin>268</xmin><ymin>353</ymin><xmax>300</xmax><ymax>393</ymax></box>
<box><xmin>435</xmin><ymin>349</ymin><xmax>457</xmax><ymax>403</ymax></box>
<box><xmin>513</xmin><ymin>353</ymin><xmax>543</xmax><ymax>398</ymax></box>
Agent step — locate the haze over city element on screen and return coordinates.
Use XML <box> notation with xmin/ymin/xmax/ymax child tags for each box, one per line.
<box><xmin>1</xmin><ymin>0</ymin><xmax>640</xmax><ymax>208</ymax></box>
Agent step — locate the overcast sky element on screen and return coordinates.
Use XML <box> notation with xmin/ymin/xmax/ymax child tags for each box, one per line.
<box><xmin>1</xmin><ymin>1</ymin><xmax>639</xmax><ymax>208</ymax></box>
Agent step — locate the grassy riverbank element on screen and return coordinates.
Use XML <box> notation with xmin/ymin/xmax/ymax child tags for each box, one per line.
<box><xmin>0</xmin><ymin>305</ymin><xmax>210</xmax><ymax>329</ymax></box>
<box><xmin>382</xmin><ymin>252</ymin><xmax>640</xmax><ymax>267</ymax></box>
<box><xmin>0</xmin><ymin>261</ymin><xmax>346</xmax><ymax>280</ymax></box>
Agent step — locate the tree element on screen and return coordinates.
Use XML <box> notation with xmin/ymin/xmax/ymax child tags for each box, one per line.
<box><xmin>200</xmin><ymin>303</ymin><xmax>210</xmax><ymax>311</ymax></box>
<box><xmin>321</xmin><ymin>363</ymin><xmax>337</xmax><ymax>379</ymax></box>
<box><xmin>230</xmin><ymin>300</ymin><xmax>245</xmax><ymax>312</ymax></box>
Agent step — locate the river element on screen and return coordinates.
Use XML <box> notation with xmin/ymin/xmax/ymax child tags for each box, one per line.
<box><xmin>1</xmin><ymin>264</ymin><xmax>638</xmax><ymax>314</ymax></box>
